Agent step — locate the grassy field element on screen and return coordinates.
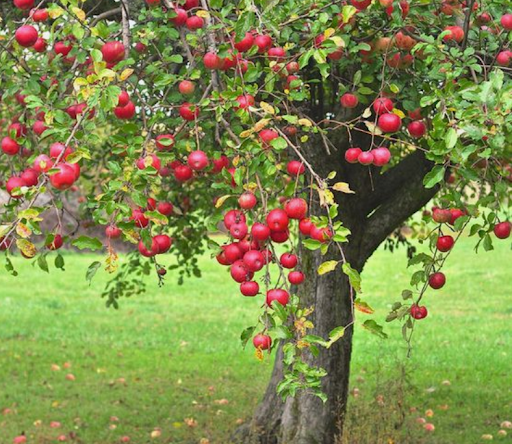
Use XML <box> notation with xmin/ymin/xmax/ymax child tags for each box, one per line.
<box><xmin>0</xmin><ymin>237</ymin><xmax>510</xmax><ymax>444</ymax></box>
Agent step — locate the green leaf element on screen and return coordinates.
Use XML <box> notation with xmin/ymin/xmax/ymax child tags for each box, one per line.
<box><xmin>342</xmin><ymin>263</ymin><xmax>361</xmax><ymax>293</ymax></box>
<box><xmin>37</xmin><ymin>254</ymin><xmax>49</xmax><ymax>273</ymax></box>
<box><xmin>362</xmin><ymin>320</ymin><xmax>388</xmax><ymax>339</ymax></box>
<box><xmin>302</xmin><ymin>239</ymin><xmax>322</xmax><ymax>250</ymax></box>
<box><xmin>423</xmin><ymin>166</ymin><xmax>445</xmax><ymax>189</ymax></box>
<box><xmin>272</xmin><ymin>325</ymin><xmax>293</xmax><ymax>340</ymax></box>
<box><xmin>445</xmin><ymin>128</ymin><xmax>458</xmax><ymax>149</ymax></box>
<box><xmin>72</xmin><ymin>236</ymin><xmax>103</xmax><ymax>251</ymax></box>
<box><xmin>86</xmin><ymin>261</ymin><xmax>102</xmax><ymax>285</ymax></box>
<box><xmin>240</xmin><ymin>326</ymin><xmax>256</xmax><ymax>348</ymax></box>
<box><xmin>55</xmin><ymin>254</ymin><xmax>65</xmax><ymax>270</ymax></box>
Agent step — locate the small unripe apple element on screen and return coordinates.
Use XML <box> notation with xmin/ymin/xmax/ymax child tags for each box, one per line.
<box><xmin>179</xmin><ymin>80</ymin><xmax>195</xmax><ymax>95</ymax></box>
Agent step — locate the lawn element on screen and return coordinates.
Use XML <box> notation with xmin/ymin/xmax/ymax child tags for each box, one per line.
<box><xmin>0</xmin><ymin>237</ymin><xmax>510</xmax><ymax>444</ymax></box>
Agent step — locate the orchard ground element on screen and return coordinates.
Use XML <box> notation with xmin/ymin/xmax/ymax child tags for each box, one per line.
<box><xmin>0</xmin><ymin>237</ymin><xmax>510</xmax><ymax>444</ymax></box>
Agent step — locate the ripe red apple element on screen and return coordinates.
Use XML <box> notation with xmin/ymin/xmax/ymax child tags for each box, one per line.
<box><xmin>310</xmin><ymin>225</ymin><xmax>332</xmax><ymax>243</ymax></box>
<box><xmin>137</xmin><ymin>154</ymin><xmax>161</xmax><ymax>173</ymax></box>
<box><xmin>174</xmin><ymin>164</ymin><xmax>194</xmax><ymax>181</ymax></box>
<box><xmin>131</xmin><ymin>209</ymin><xmax>149</xmax><ymax>228</ymax></box>
<box><xmin>251</xmin><ymin>223</ymin><xmax>271</xmax><ymax>241</ymax></box>
<box><xmin>288</xmin><ymin>271</ymin><xmax>305</xmax><ymax>285</ymax></box>
<box><xmin>157</xmin><ymin>202</ymin><xmax>173</xmax><ymax>216</ymax></box>
<box><xmin>259</xmin><ymin>129</ymin><xmax>279</xmax><ymax>147</ymax></box>
<box><xmin>183</xmin><ymin>0</ymin><xmax>199</xmax><ymax>10</ymax></box>
<box><xmin>170</xmin><ymin>8</ymin><xmax>188</xmax><ymax>26</ymax></box>
<box><xmin>186</xmin><ymin>15</ymin><xmax>205</xmax><ymax>30</ymax></box>
<box><xmin>255</xmin><ymin>34</ymin><xmax>272</xmax><ymax>52</ymax></box>
<box><xmin>101</xmin><ymin>41</ymin><xmax>125</xmax><ymax>63</ymax></box>
<box><xmin>6</xmin><ymin>176</ymin><xmax>26</xmax><ymax>198</ymax></box>
<box><xmin>241</xmin><ymin>281</ymin><xmax>259</xmax><ymax>297</ymax></box>
<box><xmin>15</xmin><ymin>25</ymin><xmax>38</xmax><ymax>47</ymax></box>
<box><xmin>49</xmin><ymin>163</ymin><xmax>77</xmax><ymax>190</ymax></box>
<box><xmin>1</xmin><ymin>137</ymin><xmax>20</xmax><ymax>156</ymax></box>
<box><xmin>31</xmin><ymin>8</ymin><xmax>49</xmax><ymax>22</ymax></box>
<box><xmin>443</xmin><ymin>26</ymin><xmax>464</xmax><ymax>43</ymax></box>
<box><xmin>428</xmin><ymin>272</ymin><xmax>446</xmax><ymax>289</ymax></box>
<box><xmin>449</xmin><ymin>208</ymin><xmax>465</xmax><ymax>225</ymax></box>
<box><xmin>284</xmin><ymin>198</ymin><xmax>308</xmax><ymax>220</ymax></box>
<box><xmin>234</xmin><ymin>32</ymin><xmax>254</xmax><ymax>52</ymax></box>
<box><xmin>358</xmin><ymin>150</ymin><xmax>374</xmax><ymax>165</ymax></box>
<box><xmin>267</xmin><ymin>47</ymin><xmax>286</xmax><ymax>61</ymax></box>
<box><xmin>46</xmin><ymin>234</ymin><xmax>63</xmax><ymax>250</ymax></box>
<box><xmin>286</xmin><ymin>61</ymin><xmax>299</xmax><ymax>74</ymax></box>
<box><xmin>287</xmin><ymin>160</ymin><xmax>305</xmax><ymax>176</ymax></box>
<box><xmin>118</xmin><ymin>91</ymin><xmax>130</xmax><ymax>107</ymax></box>
<box><xmin>236</xmin><ymin>94</ymin><xmax>255</xmax><ymax>110</ymax></box>
<box><xmin>373</xmin><ymin>98</ymin><xmax>394</xmax><ymax>115</ymax></box>
<box><xmin>14</xmin><ymin>0</ymin><xmax>34</xmax><ymax>10</ymax></box>
<box><xmin>230</xmin><ymin>222</ymin><xmax>248</xmax><ymax>240</ymax></box>
<box><xmin>146</xmin><ymin>198</ymin><xmax>157</xmax><ymax>211</ymax></box>
<box><xmin>154</xmin><ymin>234</ymin><xmax>172</xmax><ymax>253</ymax></box>
<box><xmin>212</xmin><ymin>155</ymin><xmax>230</xmax><ymax>173</ymax></box>
<box><xmin>372</xmin><ymin>147</ymin><xmax>391</xmax><ymax>167</ymax></box>
<box><xmin>238</xmin><ymin>192</ymin><xmax>257</xmax><ymax>210</ymax></box>
<box><xmin>230</xmin><ymin>260</ymin><xmax>253</xmax><ymax>283</ymax></box>
<box><xmin>55</xmin><ymin>41</ymin><xmax>73</xmax><ymax>57</ymax></box>
<box><xmin>49</xmin><ymin>143</ymin><xmax>72</xmax><ymax>160</ymax></box>
<box><xmin>270</xmin><ymin>230</ymin><xmax>289</xmax><ymax>243</ymax></box>
<box><xmin>33</xmin><ymin>120</ymin><xmax>48</xmax><ymax>136</ymax></box>
<box><xmin>266</xmin><ymin>209</ymin><xmax>289</xmax><ymax>231</ymax></box>
<box><xmin>155</xmin><ymin>134</ymin><xmax>175</xmax><ymax>150</ymax></box>
<box><xmin>266</xmin><ymin>289</ymin><xmax>290</xmax><ymax>307</ymax></box>
<box><xmin>243</xmin><ymin>250</ymin><xmax>265</xmax><ymax>272</ymax></box>
<box><xmin>408</xmin><ymin>120</ymin><xmax>427</xmax><ymax>138</ymax></box>
<box><xmin>280</xmin><ymin>253</ymin><xmax>298</xmax><ymax>269</ymax></box>
<box><xmin>496</xmin><ymin>51</ymin><xmax>511</xmax><ymax>67</ymax></box>
<box><xmin>299</xmin><ymin>218</ymin><xmax>313</xmax><ymax>235</ymax></box>
<box><xmin>114</xmin><ymin>101</ymin><xmax>136</xmax><ymax>119</ymax></box>
<box><xmin>345</xmin><ymin>147</ymin><xmax>362</xmax><ymax>163</ymax></box>
<box><xmin>493</xmin><ymin>221</ymin><xmax>511</xmax><ymax>239</ymax></box>
<box><xmin>33</xmin><ymin>38</ymin><xmax>47</xmax><ymax>52</ymax></box>
<box><xmin>187</xmin><ymin>150</ymin><xmax>209</xmax><ymax>171</ymax></box>
<box><xmin>378</xmin><ymin>113</ymin><xmax>402</xmax><ymax>132</ymax></box>
<box><xmin>20</xmin><ymin>168</ymin><xmax>39</xmax><ymax>187</ymax></box>
<box><xmin>436</xmin><ymin>235</ymin><xmax>454</xmax><ymax>252</ymax></box>
<box><xmin>432</xmin><ymin>208</ymin><xmax>451</xmax><ymax>223</ymax></box>
<box><xmin>224</xmin><ymin>243</ymin><xmax>242</xmax><ymax>264</ymax></box>
<box><xmin>179</xmin><ymin>102</ymin><xmax>199</xmax><ymax>121</ymax></box>
<box><xmin>179</xmin><ymin>80</ymin><xmax>195</xmax><ymax>95</ymax></box>
<box><xmin>105</xmin><ymin>225</ymin><xmax>122</xmax><ymax>239</ymax></box>
<box><xmin>501</xmin><ymin>13</ymin><xmax>512</xmax><ymax>30</ymax></box>
<box><xmin>340</xmin><ymin>93</ymin><xmax>359</xmax><ymax>108</ymax></box>
<box><xmin>253</xmin><ymin>334</ymin><xmax>272</xmax><ymax>350</ymax></box>
<box><xmin>138</xmin><ymin>238</ymin><xmax>160</xmax><ymax>257</ymax></box>
<box><xmin>410</xmin><ymin>304</ymin><xmax>428</xmax><ymax>319</ymax></box>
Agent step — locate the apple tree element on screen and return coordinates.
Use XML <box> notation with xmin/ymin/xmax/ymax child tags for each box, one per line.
<box><xmin>0</xmin><ymin>0</ymin><xmax>511</xmax><ymax>442</ymax></box>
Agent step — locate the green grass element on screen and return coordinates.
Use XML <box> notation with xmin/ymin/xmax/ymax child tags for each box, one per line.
<box><xmin>0</xmin><ymin>238</ymin><xmax>510</xmax><ymax>444</ymax></box>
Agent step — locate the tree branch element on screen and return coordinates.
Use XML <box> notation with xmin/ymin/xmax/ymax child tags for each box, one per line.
<box><xmin>359</xmin><ymin>151</ymin><xmax>439</xmax><ymax>258</ymax></box>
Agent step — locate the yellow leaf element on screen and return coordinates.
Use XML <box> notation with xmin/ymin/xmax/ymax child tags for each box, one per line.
<box><xmin>254</xmin><ymin>118</ymin><xmax>271</xmax><ymax>132</ymax></box>
<box><xmin>392</xmin><ymin>108</ymin><xmax>406</xmax><ymax>119</ymax></box>
<box><xmin>332</xmin><ymin>182</ymin><xmax>355</xmax><ymax>194</ymax></box>
<box><xmin>324</xmin><ymin>28</ymin><xmax>336</xmax><ymax>39</ymax></box>
<box><xmin>48</xmin><ymin>6</ymin><xmax>64</xmax><ymax>19</ymax></box>
<box><xmin>317</xmin><ymin>260</ymin><xmax>339</xmax><ymax>275</ymax></box>
<box><xmin>318</xmin><ymin>188</ymin><xmax>334</xmax><ymax>206</ymax></box>
<box><xmin>195</xmin><ymin>9</ymin><xmax>210</xmax><ymax>18</ymax></box>
<box><xmin>71</xmin><ymin>6</ymin><xmax>86</xmax><ymax>22</ymax></box>
<box><xmin>362</xmin><ymin>107</ymin><xmax>372</xmax><ymax>118</ymax></box>
<box><xmin>239</xmin><ymin>129</ymin><xmax>254</xmax><ymax>138</ymax></box>
<box><xmin>298</xmin><ymin>118</ymin><xmax>313</xmax><ymax>127</ymax></box>
<box><xmin>215</xmin><ymin>195</ymin><xmax>232</xmax><ymax>208</ymax></box>
<box><xmin>255</xmin><ymin>348</ymin><xmax>264</xmax><ymax>361</ymax></box>
<box><xmin>300</xmin><ymin>135</ymin><xmax>309</xmax><ymax>143</ymax></box>
<box><xmin>16</xmin><ymin>223</ymin><xmax>32</xmax><ymax>239</ymax></box>
<box><xmin>0</xmin><ymin>225</ymin><xmax>10</xmax><ymax>238</ymax></box>
<box><xmin>364</xmin><ymin>121</ymin><xmax>383</xmax><ymax>136</ymax></box>
<box><xmin>330</xmin><ymin>36</ymin><xmax>346</xmax><ymax>48</ymax></box>
<box><xmin>354</xmin><ymin>300</ymin><xmax>374</xmax><ymax>314</ymax></box>
<box><xmin>119</xmin><ymin>68</ymin><xmax>134</xmax><ymax>82</ymax></box>
<box><xmin>260</xmin><ymin>101</ymin><xmax>275</xmax><ymax>115</ymax></box>
<box><xmin>16</xmin><ymin>239</ymin><xmax>37</xmax><ymax>258</ymax></box>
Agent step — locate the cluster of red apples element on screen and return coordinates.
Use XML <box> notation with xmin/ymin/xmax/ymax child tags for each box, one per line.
<box><xmin>410</xmin><ymin>206</ymin><xmax>511</xmax><ymax>320</ymax></box>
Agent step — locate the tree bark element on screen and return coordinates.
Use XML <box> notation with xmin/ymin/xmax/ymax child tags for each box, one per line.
<box><xmin>234</xmin><ymin>132</ymin><xmax>439</xmax><ymax>444</ymax></box>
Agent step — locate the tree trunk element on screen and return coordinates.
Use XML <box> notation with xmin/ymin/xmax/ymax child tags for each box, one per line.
<box><xmin>233</xmin><ymin>130</ymin><xmax>439</xmax><ymax>444</ymax></box>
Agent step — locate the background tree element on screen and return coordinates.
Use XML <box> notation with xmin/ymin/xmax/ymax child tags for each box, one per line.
<box><xmin>0</xmin><ymin>0</ymin><xmax>510</xmax><ymax>443</ymax></box>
